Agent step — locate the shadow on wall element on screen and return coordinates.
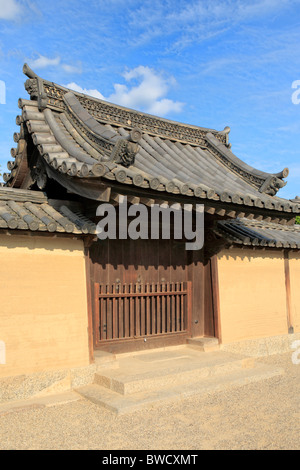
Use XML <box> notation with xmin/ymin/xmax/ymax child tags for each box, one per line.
<box><xmin>89</xmin><ymin>237</ymin><xmax>201</xmax><ymax>271</ymax></box>
<box><xmin>219</xmin><ymin>247</ymin><xmax>290</xmax><ymax>262</ymax></box>
<box><xmin>0</xmin><ymin>233</ymin><xmax>84</xmax><ymax>253</ymax></box>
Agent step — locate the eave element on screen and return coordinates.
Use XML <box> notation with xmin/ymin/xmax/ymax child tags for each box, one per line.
<box><xmin>0</xmin><ymin>187</ymin><xmax>96</xmax><ymax>235</ymax></box>
<box><xmin>215</xmin><ymin>218</ymin><xmax>300</xmax><ymax>250</ymax></box>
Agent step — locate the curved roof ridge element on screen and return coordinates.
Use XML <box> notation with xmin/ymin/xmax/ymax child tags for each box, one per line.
<box><xmin>22</xmin><ymin>63</ymin><xmax>289</xmax><ymax>197</ymax></box>
<box><xmin>3</xmin><ymin>64</ymin><xmax>299</xmax><ymax>220</ymax></box>
<box><xmin>22</xmin><ymin>63</ymin><xmax>229</xmax><ymax>147</ymax></box>
<box><xmin>205</xmin><ymin>133</ymin><xmax>288</xmax><ymax>196</ymax></box>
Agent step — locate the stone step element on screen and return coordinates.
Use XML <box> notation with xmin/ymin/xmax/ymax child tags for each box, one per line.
<box><xmin>187</xmin><ymin>337</ymin><xmax>220</xmax><ymax>352</ymax></box>
<box><xmin>0</xmin><ymin>391</ymin><xmax>80</xmax><ymax>417</ymax></box>
<box><xmin>76</xmin><ymin>363</ymin><xmax>284</xmax><ymax>415</ymax></box>
<box><xmin>93</xmin><ymin>350</ymin><xmax>119</xmax><ymax>371</ymax></box>
<box><xmin>93</xmin><ymin>351</ymin><xmax>256</xmax><ymax>395</ymax></box>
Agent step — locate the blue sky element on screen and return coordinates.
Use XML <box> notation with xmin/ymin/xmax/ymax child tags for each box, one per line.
<box><xmin>0</xmin><ymin>0</ymin><xmax>300</xmax><ymax>199</ymax></box>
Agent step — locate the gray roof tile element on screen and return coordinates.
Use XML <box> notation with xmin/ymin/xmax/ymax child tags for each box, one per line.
<box><xmin>4</xmin><ymin>67</ymin><xmax>300</xmax><ymax>217</ymax></box>
<box><xmin>0</xmin><ymin>187</ymin><xmax>96</xmax><ymax>235</ymax></box>
<box><xmin>217</xmin><ymin>218</ymin><xmax>300</xmax><ymax>249</ymax></box>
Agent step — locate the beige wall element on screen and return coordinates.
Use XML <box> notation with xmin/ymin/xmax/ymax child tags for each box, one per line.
<box><xmin>288</xmin><ymin>252</ymin><xmax>300</xmax><ymax>333</ymax></box>
<box><xmin>217</xmin><ymin>248</ymin><xmax>288</xmax><ymax>343</ymax></box>
<box><xmin>0</xmin><ymin>234</ymin><xmax>89</xmax><ymax>378</ymax></box>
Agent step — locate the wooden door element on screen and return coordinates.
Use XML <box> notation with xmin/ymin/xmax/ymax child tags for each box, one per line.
<box><xmin>94</xmin><ymin>280</ymin><xmax>192</xmax><ymax>342</ymax></box>
<box><xmin>89</xmin><ymin>238</ymin><xmax>194</xmax><ymax>353</ymax></box>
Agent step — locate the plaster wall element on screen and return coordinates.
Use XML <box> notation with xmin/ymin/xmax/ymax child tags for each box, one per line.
<box><xmin>0</xmin><ymin>234</ymin><xmax>89</xmax><ymax>378</ymax></box>
<box><xmin>217</xmin><ymin>249</ymin><xmax>288</xmax><ymax>343</ymax></box>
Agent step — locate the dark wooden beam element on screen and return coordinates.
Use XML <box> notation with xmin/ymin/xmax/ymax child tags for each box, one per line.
<box><xmin>210</xmin><ymin>254</ymin><xmax>222</xmax><ymax>342</ymax></box>
<box><xmin>84</xmin><ymin>237</ymin><xmax>98</xmax><ymax>363</ymax></box>
<box><xmin>284</xmin><ymin>250</ymin><xmax>294</xmax><ymax>334</ymax></box>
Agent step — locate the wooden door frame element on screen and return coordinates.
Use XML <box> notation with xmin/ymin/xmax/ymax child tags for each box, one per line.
<box><xmin>85</xmin><ymin>238</ymin><xmax>220</xmax><ymax>357</ymax></box>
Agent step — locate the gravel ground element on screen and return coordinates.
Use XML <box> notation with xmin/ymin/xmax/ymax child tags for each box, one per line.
<box><xmin>0</xmin><ymin>353</ymin><xmax>299</xmax><ymax>450</ymax></box>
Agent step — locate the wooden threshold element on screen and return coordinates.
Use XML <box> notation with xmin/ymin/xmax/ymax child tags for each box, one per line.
<box><xmin>94</xmin><ymin>332</ymin><xmax>190</xmax><ymax>354</ymax></box>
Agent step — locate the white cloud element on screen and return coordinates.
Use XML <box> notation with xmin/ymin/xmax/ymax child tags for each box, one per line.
<box><xmin>166</xmin><ymin>0</ymin><xmax>289</xmax><ymax>24</ymax></box>
<box><xmin>147</xmin><ymin>98</ymin><xmax>183</xmax><ymax>116</ymax></box>
<box><xmin>65</xmin><ymin>66</ymin><xmax>184</xmax><ymax>117</ymax></box>
<box><xmin>277</xmin><ymin>122</ymin><xmax>300</xmax><ymax>134</ymax></box>
<box><xmin>61</xmin><ymin>63</ymin><xmax>82</xmax><ymax>74</ymax></box>
<box><xmin>27</xmin><ymin>54</ymin><xmax>82</xmax><ymax>74</ymax></box>
<box><xmin>28</xmin><ymin>55</ymin><xmax>61</xmax><ymax>69</ymax></box>
<box><xmin>129</xmin><ymin>0</ymin><xmax>298</xmax><ymax>50</ymax></box>
<box><xmin>64</xmin><ymin>82</ymin><xmax>106</xmax><ymax>100</ymax></box>
<box><xmin>0</xmin><ymin>0</ymin><xmax>22</xmax><ymax>20</ymax></box>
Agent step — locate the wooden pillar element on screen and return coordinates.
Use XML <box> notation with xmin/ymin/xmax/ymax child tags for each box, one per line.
<box><xmin>203</xmin><ymin>260</ymin><xmax>213</xmax><ymax>337</ymax></box>
<box><xmin>84</xmin><ymin>236</ymin><xmax>96</xmax><ymax>363</ymax></box>
<box><xmin>187</xmin><ymin>249</ymin><xmax>205</xmax><ymax>337</ymax></box>
<box><xmin>210</xmin><ymin>254</ymin><xmax>222</xmax><ymax>342</ymax></box>
<box><xmin>284</xmin><ymin>250</ymin><xmax>294</xmax><ymax>334</ymax></box>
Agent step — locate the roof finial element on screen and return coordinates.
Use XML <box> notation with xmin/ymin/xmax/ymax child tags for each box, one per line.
<box><xmin>23</xmin><ymin>63</ymin><xmax>39</xmax><ymax>79</ymax></box>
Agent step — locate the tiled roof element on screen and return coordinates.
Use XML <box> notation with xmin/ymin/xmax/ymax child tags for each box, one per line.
<box><xmin>0</xmin><ymin>187</ymin><xmax>96</xmax><ymax>235</ymax></box>
<box><xmin>3</xmin><ymin>64</ymin><xmax>299</xmax><ymax>217</ymax></box>
<box><xmin>216</xmin><ymin>218</ymin><xmax>300</xmax><ymax>249</ymax></box>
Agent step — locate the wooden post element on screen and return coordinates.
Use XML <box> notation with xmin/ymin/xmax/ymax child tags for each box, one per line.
<box><xmin>157</xmin><ymin>283</ymin><xmax>161</xmax><ymax>334</ymax></box>
<box><xmin>140</xmin><ymin>283</ymin><xmax>145</xmax><ymax>336</ymax></box>
<box><xmin>112</xmin><ymin>283</ymin><xmax>118</xmax><ymax>339</ymax></box>
<box><xmin>135</xmin><ymin>283</ymin><xmax>141</xmax><ymax>338</ymax></box>
<box><xmin>176</xmin><ymin>282</ymin><xmax>180</xmax><ymax>332</ymax></box>
<box><xmin>186</xmin><ymin>281</ymin><xmax>193</xmax><ymax>335</ymax></box>
<box><xmin>94</xmin><ymin>282</ymin><xmax>100</xmax><ymax>346</ymax></box>
<box><xmin>161</xmin><ymin>283</ymin><xmax>166</xmax><ymax>334</ymax></box>
<box><xmin>84</xmin><ymin>239</ymin><xmax>95</xmax><ymax>363</ymax></box>
<box><xmin>210</xmin><ymin>255</ymin><xmax>222</xmax><ymax>343</ymax></box>
<box><xmin>284</xmin><ymin>250</ymin><xmax>294</xmax><ymax>333</ymax></box>
<box><xmin>166</xmin><ymin>282</ymin><xmax>171</xmax><ymax>334</ymax></box>
<box><xmin>130</xmin><ymin>283</ymin><xmax>135</xmax><ymax>338</ymax></box>
<box><xmin>151</xmin><ymin>283</ymin><xmax>156</xmax><ymax>335</ymax></box>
